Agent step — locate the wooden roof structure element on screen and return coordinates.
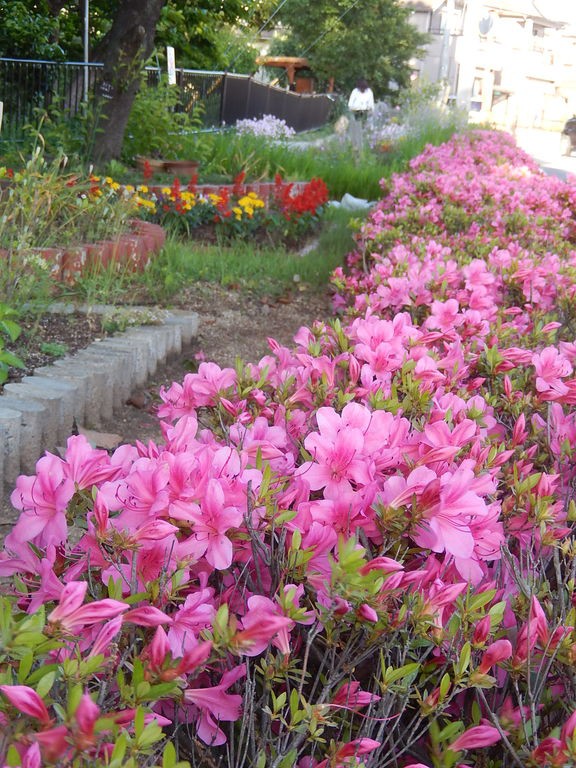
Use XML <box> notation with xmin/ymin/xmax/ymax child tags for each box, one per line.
<box><xmin>256</xmin><ymin>56</ymin><xmax>312</xmax><ymax>88</ymax></box>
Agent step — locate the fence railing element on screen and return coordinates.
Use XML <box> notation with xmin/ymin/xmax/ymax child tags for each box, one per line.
<box><xmin>0</xmin><ymin>58</ymin><xmax>334</xmax><ymax>144</ymax></box>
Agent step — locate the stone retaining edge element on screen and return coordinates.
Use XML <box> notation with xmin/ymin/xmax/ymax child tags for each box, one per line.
<box><xmin>0</xmin><ymin>306</ymin><xmax>199</xmax><ymax>497</ymax></box>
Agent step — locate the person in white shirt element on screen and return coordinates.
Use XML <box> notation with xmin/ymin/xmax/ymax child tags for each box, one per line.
<box><xmin>348</xmin><ymin>78</ymin><xmax>375</xmax><ymax>122</ymax></box>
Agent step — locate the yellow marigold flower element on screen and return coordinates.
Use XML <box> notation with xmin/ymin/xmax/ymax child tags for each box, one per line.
<box><xmin>208</xmin><ymin>194</ymin><xmax>222</xmax><ymax>204</ymax></box>
<box><xmin>124</xmin><ymin>184</ymin><xmax>135</xmax><ymax>193</ymax></box>
<box><xmin>104</xmin><ymin>176</ymin><xmax>113</xmax><ymax>185</ymax></box>
<box><xmin>137</xmin><ymin>185</ymin><xmax>148</xmax><ymax>193</ymax></box>
<box><xmin>161</xmin><ymin>187</ymin><xmax>171</xmax><ymax>195</ymax></box>
<box><xmin>232</xmin><ymin>206</ymin><xmax>242</xmax><ymax>217</ymax></box>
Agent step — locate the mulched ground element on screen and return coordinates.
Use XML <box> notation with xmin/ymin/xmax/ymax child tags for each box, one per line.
<box><xmin>5</xmin><ymin>312</ymin><xmax>108</xmax><ymax>383</ymax></box>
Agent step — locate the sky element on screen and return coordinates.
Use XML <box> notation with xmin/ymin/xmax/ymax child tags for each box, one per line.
<box><xmin>532</xmin><ymin>0</ymin><xmax>576</xmax><ymax>25</ymax></box>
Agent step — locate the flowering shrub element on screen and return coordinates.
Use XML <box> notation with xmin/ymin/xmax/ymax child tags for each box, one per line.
<box><xmin>4</xmin><ymin>130</ymin><xmax>576</xmax><ymax>768</ymax></box>
<box><xmin>0</xmin><ymin>156</ymin><xmax>138</xmax><ymax>253</ymax></box>
<box><xmin>235</xmin><ymin>114</ymin><xmax>296</xmax><ymax>140</ymax></box>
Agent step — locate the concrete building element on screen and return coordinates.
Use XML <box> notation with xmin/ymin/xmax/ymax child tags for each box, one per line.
<box><xmin>402</xmin><ymin>0</ymin><xmax>576</xmax><ymax>130</ymax></box>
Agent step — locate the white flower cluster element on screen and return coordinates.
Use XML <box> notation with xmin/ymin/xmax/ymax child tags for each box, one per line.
<box><xmin>235</xmin><ymin>114</ymin><xmax>296</xmax><ymax>140</ymax></box>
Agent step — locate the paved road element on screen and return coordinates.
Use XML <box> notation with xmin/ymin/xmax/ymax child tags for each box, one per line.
<box><xmin>514</xmin><ymin>128</ymin><xmax>576</xmax><ymax>180</ymax></box>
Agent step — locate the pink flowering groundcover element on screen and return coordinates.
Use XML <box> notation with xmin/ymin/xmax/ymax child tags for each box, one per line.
<box><xmin>2</xmin><ymin>130</ymin><xmax>576</xmax><ymax>768</ymax></box>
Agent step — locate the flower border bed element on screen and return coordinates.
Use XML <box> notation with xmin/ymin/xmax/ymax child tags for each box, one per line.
<box><xmin>5</xmin><ymin>131</ymin><xmax>576</xmax><ymax>768</ymax></box>
<box><xmin>21</xmin><ymin>220</ymin><xmax>166</xmax><ymax>285</ymax></box>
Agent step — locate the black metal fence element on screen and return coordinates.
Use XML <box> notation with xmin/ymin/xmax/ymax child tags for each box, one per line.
<box><xmin>0</xmin><ymin>58</ymin><xmax>334</xmax><ymax>144</ymax></box>
<box><xmin>0</xmin><ymin>57</ymin><xmax>104</xmax><ymax>140</ymax></box>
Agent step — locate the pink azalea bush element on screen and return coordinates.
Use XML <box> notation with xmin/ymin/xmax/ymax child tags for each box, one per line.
<box><xmin>3</xmin><ymin>129</ymin><xmax>576</xmax><ymax>767</ymax></box>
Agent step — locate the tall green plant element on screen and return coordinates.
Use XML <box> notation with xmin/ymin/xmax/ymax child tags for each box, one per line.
<box><xmin>0</xmin><ymin>304</ymin><xmax>24</xmax><ymax>383</ymax></box>
<box><xmin>122</xmin><ymin>77</ymin><xmax>207</xmax><ymax>163</ymax></box>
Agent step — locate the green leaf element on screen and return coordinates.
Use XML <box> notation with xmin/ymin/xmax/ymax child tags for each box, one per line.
<box><xmin>35</xmin><ymin>671</ymin><xmax>56</xmax><ymax>699</ymax></box>
<box><xmin>0</xmin><ymin>319</ymin><xmax>22</xmax><ymax>342</ymax></box>
<box><xmin>278</xmin><ymin>749</ymin><xmax>298</xmax><ymax>768</ymax></box>
<box><xmin>163</xmin><ymin>742</ymin><xmax>176</xmax><ymax>768</ymax></box>
<box><xmin>383</xmin><ymin>662</ymin><xmax>420</xmax><ymax>685</ymax></box>
<box><xmin>455</xmin><ymin>642</ymin><xmax>471</xmax><ymax>678</ymax></box>
<box><xmin>439</xmin><ymin>672</ymin><xmax>451</xmax><ymax>700</ymax></box>
<box><xmin>438</xmin><ymin>721</ymin><xmax>464</xmax><ymax>743</ymax></box>
<box><xmin>17</xmin><ymin>649</ymin><xmax>33</xmax><ymax>684</ymax></box>
<box><xmin>67</xmin><ymin>684</ymin><xmax>83</xmax><ymax>718</ymax></box>
<box><xmin>0</xmin><ymin>350</ymin><xmax>25</xmax><ymax>369</ymax></box>
<box><xmin>467</xmin><ymin>589</ymin><xmax>496</xmax><ymax>612</ymax></box>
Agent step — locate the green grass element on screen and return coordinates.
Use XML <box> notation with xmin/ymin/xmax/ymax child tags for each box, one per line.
<box><xmin>199</xmin><ymin>120</ymin><xmax>466</xmax><ymax>201</ymax></box>
<box><xmin>46</xmin><ymin>207</ymin><xmax>361</xmax><ymax>308</ymax></box>
<box><xmin>139</xmin><ymin>206</ymin><xmax>362</xmax><ymax>302</ymax></box>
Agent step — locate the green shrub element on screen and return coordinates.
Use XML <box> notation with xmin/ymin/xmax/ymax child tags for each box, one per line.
<box><xmin>122</xmin><ymin>77</ymin><xmax>208</xmax><ymax>163</ymax></box>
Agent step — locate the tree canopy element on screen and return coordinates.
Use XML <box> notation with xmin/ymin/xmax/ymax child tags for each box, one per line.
<box><xmin>0</xmin><ymin>0</ymin><xmax>275</xmax><ymax>70</ymax></box>
<box><xmin>272</xmin><ymin>0</ymin><xmax>427</xmax><ymax>98</ymax></box>
<box><xmin>0</xmin><ymin>0</ymin><xmax>276</xmax><ymax>161</ymax></box>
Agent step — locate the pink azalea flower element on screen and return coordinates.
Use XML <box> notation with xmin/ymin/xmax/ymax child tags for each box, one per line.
<box><xmin>88</xmin><ymin>616</ymin><xmax>123</xmax><ymax>658</ymax></box>
<box><xmin>183</xmin><ymin>665</ymin><xmax>245</xmax><ymax>745</ymax></box>
<box><xmin>167</xmin><ymin>587</ymin><xmax>216</xmax><ymax>656</ymax></box>
<box><xmin>331</xmin><ymin>681</ymin><xmax>381</xmax><ymax>711</ymax></box>
<box><xmin>34</xmin><ymin>725</ymin><xmax>70</xmax><ymax>762</ymax></box>
<box><xmin>0</xmin><ymin>684</ymin><xmax>51</xmax><ymax>725</ymax></box>
<box><xmin>234</xmin><ymin>595</ymin><xmax>294</xmax><ymax>656</ymax></box>
<box><xmin>179</xmin><ymin>479</ymin><xmax>242</xmax><ymax>570</ymax></box>
<box><xmin>532</xmin><ymin>347</ymin><xmax>572</xmax><ymax>399</ymax></box>
<box><xmin>315</xmin><ymin>738</ymin><xmax>381</xmax><ymax>768</ymax></box>
<box><xmin>73</xmin><ymin>693</ymin><xmax>100</xmax><ymax>750</ymax></box>
<box><xmin>122</xmin><ymin>605</ymin><xmax>172</xmax><ymax>626</ymax></box>
<box><xmin>63</xmin><ymin>434</ymin><xmax>120</xmax><ymax>488</ymax></box>
<box><xmin>48</xmin><ymin>581</ymin><xmax>128</xmax><ymax>633</ymax></box>
<box><xmin>297</xmin><ymin>405</ymin><xmax>373</xmax><ymax>496</ymax></box>
<box><xmin>20</xmin><ymin>742</ymin><xmax>42</xmax><ymax>768</ymax></box>
<box><xmin>7</xmin><ymin>454</ymin><xmax>75</xmax><ymax>549</ymax></box>
<box><xmin>478</xmin><ymin>639</ymin><xmax>513</xmax><ymax>674</ymax></box>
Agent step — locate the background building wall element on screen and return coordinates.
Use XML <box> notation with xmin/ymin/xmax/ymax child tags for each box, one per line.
<box><xmin>402</xmin><ymin>0</ymin><xmax>576</xmax><ymax>130</ymax></box>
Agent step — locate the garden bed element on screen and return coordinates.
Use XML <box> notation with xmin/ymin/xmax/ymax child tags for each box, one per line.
<box><xmin>6</xmin><ymin>129</ymin><xmax>576</xmax><ymax>768</ymax></box>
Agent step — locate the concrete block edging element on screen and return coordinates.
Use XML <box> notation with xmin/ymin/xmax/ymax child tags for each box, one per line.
<box><xmin>0</xmin><ymin>305</ymin><xmax>199</xmax><ymax>497</ymax></box>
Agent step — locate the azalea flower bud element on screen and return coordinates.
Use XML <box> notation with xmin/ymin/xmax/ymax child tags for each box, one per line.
<box><xmin>449</xmin><ymin>725</ymin><xmax>502</xmax><ymax>752</ymax></box>
<box><xmin>472</xmin><ymin>615</ymin><xmax>491</xmax><ymax>645</ymax></box>
<box><xmin>333</xmin><ymin>597</ymin><xmax>351</xmax><ymax>616</ymax></box>
<box><xmin>357</xmin><ymin>603</ymin><xmax>378</xmax><ymax>623</ymax></box>
<box><xmin>478</xmin><ymin>639</ymin><xmax>512</xmax><ymax>674</ymax></box>
<box><xmin>348</xmin><ymin>354</ymin><xmax>361</xmax><ymax>384</ymax></box>
<box><xmin>0</xmin><ymin>685</ymin><xmax>51</xmax><ymax>725</ymax></box>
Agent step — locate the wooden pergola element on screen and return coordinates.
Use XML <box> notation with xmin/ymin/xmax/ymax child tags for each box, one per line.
<box><xmin>256</xmin><ymin>56</ymin><xmax>315</xmax><ymax>93</ymax></box>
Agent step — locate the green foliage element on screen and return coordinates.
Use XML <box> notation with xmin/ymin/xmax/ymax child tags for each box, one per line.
<box><xmin>273</xmin><ymin>0</ymin><xmax>427</xmax><ymax>96</ymax></box>
<box><xmin>121</xmin><ymin>78</ymin><xmax>207</xmax><ymax>163</ymax></box>
<box><xmin>0</xmin><ymin>1</ymin><xmax>67</xmax><ymax>60</ymax></box>
<box><xmin>140</xmin><ymin>215</ymin><xmax>354</xmax><ymax>302</ymax></box>
<box><xmin>39</xmin><ymin>340</ymin><xmax>68</xmax><ymax>357</ymax></box>
<box><xmin>0</xmin><ymin>146</ymin><xmax>135</xmax><ymax>249</ymax></box>
<box><xmin>0</xmin><ymin>303</ymin><xmax>24</xmax><ymax>384</ymax></box>
<box><xmin>155</xmin><ymin>1</ymin><xmax>266</xmax><ymax>71</ymax></box>
<box><xmin>201</xmin><ymin>130</ymin><xmax>386</xmax><ymax>200</ymax></box>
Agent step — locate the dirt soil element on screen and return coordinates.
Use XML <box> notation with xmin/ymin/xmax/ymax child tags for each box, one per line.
<box><xmin>47</xmin><ymin>283</ymin><xmax>334</xmax><ymax>447</ymax></box>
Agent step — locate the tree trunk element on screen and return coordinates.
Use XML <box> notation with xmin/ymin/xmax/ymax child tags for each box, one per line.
<box><xmin>91</xmin><ymin>0</ymin><xmax>167</xmax><ymax>165</ymax></box>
